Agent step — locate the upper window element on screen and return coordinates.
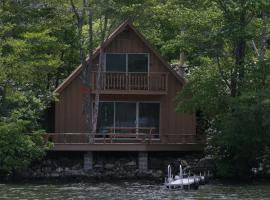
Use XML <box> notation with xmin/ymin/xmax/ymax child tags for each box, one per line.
<box><xmin>128</xmin><ymin>54</ymin><xmax>148</xmax><ymax>72</ymax></box>
<box><xmin>106</xmin><ymin>54</ymin><xmax>126</xmax><ymax>72</ymax></box>
<box><xmin>106</xmin><ymin>53</ymin><xmax>148</xmax><ymax>72</ymax></box>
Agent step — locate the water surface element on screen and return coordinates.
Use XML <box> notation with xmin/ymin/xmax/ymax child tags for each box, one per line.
<box><xmin>0</xmin><ymin>180</ymin><xmax>269</xmax><ymax>200</ymax></box>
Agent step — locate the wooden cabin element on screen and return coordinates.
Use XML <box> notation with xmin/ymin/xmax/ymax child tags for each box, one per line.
<box><xmin>47</xmin><ymin>21</ymin><xmax>205</xmax><ymax>171</ymax></box>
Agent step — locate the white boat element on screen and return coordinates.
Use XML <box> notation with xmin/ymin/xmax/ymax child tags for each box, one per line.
<box><xmin>165</xmin><ymin>165</ymin><xmax>200</xmax><ymax>190</ymax></box>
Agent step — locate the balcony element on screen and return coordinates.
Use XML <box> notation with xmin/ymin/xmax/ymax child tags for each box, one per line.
<box><xmin>91</xmin><ymin>72</ymin><xmax>168</xmax><ymax>95</ymax></box>
<box><xmin>43</xmin><ymin>131</ymin><xmax>206</xmax><ymax>152</ymax></box>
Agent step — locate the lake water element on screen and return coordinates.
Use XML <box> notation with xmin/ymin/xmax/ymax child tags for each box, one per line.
<box><xmin>0</xmin><ymin>180</ymin><xmax>269</xmax><ymax>200</ymax></box>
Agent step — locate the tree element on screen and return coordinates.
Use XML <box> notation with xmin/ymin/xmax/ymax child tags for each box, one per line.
<box><xmin>0</xmin><ymin>0</ymin><xmax>79</xmax><ymax>175</ymax></box>
<box><xmin>0</xmin><ymin>120</ymin><xmax>50</xmax><ymax>176</ymax></box>
<box><xmin>91</xmin><ymin>0</ymin><xmax>110</xmax><ymax>134</ymax></box>
<box><xmin>70</xmin><ymin>0</ymin><xmax>128</xmax><ymax>135</ymax></box>
<box><xmin>70</xmin><ymin>0</ymin><xmax>94</xmax><ymax>139</ymax></box>
<box><xmin>176</xmin><ymin>0</ymin><xmax>270</xmax><ymax>178</ymax></box>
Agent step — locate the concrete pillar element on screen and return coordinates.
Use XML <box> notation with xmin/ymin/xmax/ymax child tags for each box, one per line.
<box><xmin>138</xmin><ymin>152</ymin><xmax>148</xmax><ymax>172</ymax></box>
<box><xmin>84</xmin><ymin>151</ymin><xmax>93</xmax><ymax>171</ymax></box>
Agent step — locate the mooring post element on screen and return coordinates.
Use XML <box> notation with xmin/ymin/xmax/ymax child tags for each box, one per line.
<box><xmin>138</xmin><ymin>152</ymin><xmax>148</xmax><ymax>172</ymax></box>
<box><xmin>84</xmin><ymin>151</ymin><xmax>93</xmax><ymax>171</ymax></box>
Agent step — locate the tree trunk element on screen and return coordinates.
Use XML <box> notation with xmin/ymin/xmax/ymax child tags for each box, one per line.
<box><xmin>91</xmin><ymin>16</ymin><xmax>108</xmax><ymax>134</ymax></box>
<box><xmin>0</xmin><ymin>85</ymin><xmax>6</xmax><ymax>115</ymax></box>
<box><xmin>85</xmin><ymin>7</ymin><xmax>93</xmax><ymax>142</ymax></box>
<box><xmin>91</xmin><ymin>47</ymin><xmax>103</xmax><ymax>134</ymax></box>
<box><xmin>231</xmin><ymin>6</ymin><xmax>246</xmax><ymax>97</ymax></box>
<box><xmin>70</xmin><ymin>0</ymin><xmax>93</xmax><ymax>140</ymax></box>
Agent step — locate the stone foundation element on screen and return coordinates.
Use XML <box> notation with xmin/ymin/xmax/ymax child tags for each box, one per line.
<box><xmin>138</xmin><ymin>152</ymin><xmax>148</xmax><ymax>172</ymax></box>
<box><xmin>84</xmin><ymin>152</ymin><xmax>93</xmax><ymax>171</ymax></box>
<box><xmin>19</xmin><ymin>151</ymin><xmax>212</xmax><ymax>180</ymax></box>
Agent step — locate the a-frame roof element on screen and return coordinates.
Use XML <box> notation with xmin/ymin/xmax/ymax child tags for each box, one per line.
<box><xmin>54</xmin><ymin>20</ymin><xmax>185</xmax><ymax>93</ymax></box>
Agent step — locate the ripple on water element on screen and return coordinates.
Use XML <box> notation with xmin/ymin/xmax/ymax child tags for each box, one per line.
<box><xmin>0</xmin><ymin>181</ymin><xmax>270</xmax><ymax>200</ymax></box>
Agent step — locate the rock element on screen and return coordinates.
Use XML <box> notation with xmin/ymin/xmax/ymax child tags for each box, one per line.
<box><xmin>152</xmin><ymin>170</ymin><xmax>163</xmax><ymax>178</ymax></box>
<box><xmin>51</xmin><ymin>172</ymin><xmax>60</xmax><ymax>177</ymax></box>
<box><xmin>104</xmin><ymin>163</ymin><xmax>115</xmax><ymax>169</ymax></box>
<box><xmin>94</xmin><ymin>164</ymin><xmax>103</xmax><ymax>169</ymax></box>
<box><xmin>125</xmin><ymin>161</ymin><xmax>136</xmax><ymax>166</ymax></box>
<box><xmin>105</xmin><ymin>171</ymin><xmax>114</xmax><ymax>176</ymax></box>
<box><xmin>56</xmin><ymin>167</ymin><xmax>63</xmax><ymax>173</ymax></box>
<box><xmin>65</xmin><ymin>169</ymin><xmax>83</xmax><ymax>176</ymax></box>
<box><xmin>72</xmin><ymin>163</ymin><xmax>81</xmax><ymax>170</ymax></box>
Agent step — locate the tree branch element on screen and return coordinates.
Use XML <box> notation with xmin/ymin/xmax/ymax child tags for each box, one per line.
<box><xmin>216</xmin><ymin>55</ymin><xmax>232</xmax><ymax>90</ymax></box>
<box><xmin>251</xmin><ymin>40</ymin><xmax>260</xmax><ymax>57</ymax></box>
<box><xmin>70</xmin><ymin>0</ymin><xmax>81</xmax><ymax>27</ymax></box>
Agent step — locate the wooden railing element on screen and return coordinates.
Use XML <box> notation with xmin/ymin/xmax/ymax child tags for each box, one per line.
<box><xmin>91</xmin><ymin>72</ymin><xmax>168</xmax><ymax>93</ymax></box>
<box><xmin>44</xmin><ymin>132</ymin><xmax>205</xmax><ymax>144</ymax></box>
<box><xmin>44</xmin><ymin>133</ymin><xmax>158</xmax><ymax>144</ymax></box>
<box><xmin>162</xmin><ymin>134</ymin><xmax>206</xmax><ymax>144</ymax></box>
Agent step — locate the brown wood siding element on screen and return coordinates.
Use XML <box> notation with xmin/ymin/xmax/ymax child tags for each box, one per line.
<box><xmin>54</xmin><ymin>26</ymin><xmax>196</xmax><ymax>142</ymax></box>
<box><xmin>55</xmin><ymin>76</ymin><xmax>85</xmax><ymax>133</ymax></box>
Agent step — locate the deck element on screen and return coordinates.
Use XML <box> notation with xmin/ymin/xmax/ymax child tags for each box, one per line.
<box><xmin>44</xmin><ymin>132</ymin><xmax>206</xmax><ymax>152</ymax></box>
<box><xmin>91</xmin><ymin>72</ymin><xmax>168</xmax><ymax>95</ymax></box>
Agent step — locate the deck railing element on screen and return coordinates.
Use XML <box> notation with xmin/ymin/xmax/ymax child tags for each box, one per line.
<box><xmin>44</xmin><ymin>133</ymin><xmax>205</xmax><ymax>144</ymax></box>
<box><xmin>91</xmin><ymin>72</ymin><xmax>168</xmax><ymax>93</ymax></box>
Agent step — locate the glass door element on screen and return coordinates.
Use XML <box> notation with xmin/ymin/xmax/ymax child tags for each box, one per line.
<box><xmin>96</xmin><ymin>102</ymin><xmax>114</xmax><ymax>134</ymax></box>
<box><xmin>139</xmin><ymin>103</ymin><xmax>160</xmax><ymax>136</ymax></box>
<box><xmin>115</xmin><ymin>102</ymin><xmax>137</xmax><ymax>133</ymax></box>
<box><xmin>96</xmin><ymin>102</ymin><xmax>160</xmax><ymax>136</ymax></box>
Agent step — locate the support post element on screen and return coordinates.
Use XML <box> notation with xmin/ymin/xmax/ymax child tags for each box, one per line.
<box><xmin>84</xmin><ymin>151</ymin><xmax>93</xmax><ymax>171</ymax></box>
<box><xmin>138</xmin><ymin>152</ymin><xmax>148</xmax><ymax>172</ymax></box>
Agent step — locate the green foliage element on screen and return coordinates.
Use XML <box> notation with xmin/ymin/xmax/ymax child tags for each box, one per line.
<box><xmin>176</xmin><ymin>65</ymin><xmax>229</xmax><ymax>115</ymax></box>
<box><xmin>0</xmin><ymin>120</ymin><xmax>50</xmax><ymax>175</ymax></box>
<box><xmin>0</xmin><ymin>0</ymin><xmax>77</xmax><ymax>176</ymax></box>
<box><xmin>208</xmin><ymin>91</ymin><xmax>270</xmax><ymax>178</ymax></box>
<box><xmin>0</xmin><ymin>0</ymin><xmax>269</xmax><ymax>179</ymax></box>
<box><xmin>175</xmin><ymin>0</ymin><xmax>270</xmax><ymax>178</ymax></box>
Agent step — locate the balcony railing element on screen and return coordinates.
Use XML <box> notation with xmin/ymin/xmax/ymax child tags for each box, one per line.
<box><xmin>91</xmin><ymin>72</ymin><xmax>168</xmax><ymax>94</ymax></box>
<box><xmin>44</xmin><ymin>133</ymin><xmax>205</xmax><ymax>144</ymax></box>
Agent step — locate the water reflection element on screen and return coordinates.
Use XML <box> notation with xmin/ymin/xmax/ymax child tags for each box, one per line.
<box><xmin>0</xmin><ymin>181</ymin><xmax>269</xmax><ymax>200</ymax></box>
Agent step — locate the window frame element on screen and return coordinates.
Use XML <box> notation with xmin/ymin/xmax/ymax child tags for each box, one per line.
<box><xmin>105</xmin><ymin>53</ymin><xmax>149</xmax><ymax>73</ymax></box>
<box><xmin>93</xmin><ymin>101</ymin><xmax>160</xmax><ymax>134</ymax></box>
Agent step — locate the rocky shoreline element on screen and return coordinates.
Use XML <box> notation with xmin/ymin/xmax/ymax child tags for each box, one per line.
<box><xmin>13</xmin><ymin>151</ymin><xmax>215</xmax><ymax>181</ymax></box>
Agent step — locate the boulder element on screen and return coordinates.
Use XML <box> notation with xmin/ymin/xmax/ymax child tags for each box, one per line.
<box><xmin>152</xmin><ymin>170</ymin><xmax>163</xmax><ymax>178</ymax></box>
<box><xmin>51</xmin><ymin>172</ymin><xmax>60</xmax><ymax>177</ymax></box>
<box><xmin>94</xmin><ymin>164</ymin><xmax>103</xmax><ymax>169</ymax></box>
<box><xmin>104</xmin><ymin>163</ymin><xmax>115</xmax><ymax>169</ymax></box>
<box><xmin>71</xmin><ymin>163</ymin><xmax>81</xmax><ymax>170</ymax></box>
<box><xmin>125</xmin><ymin>161</ymin><xmax>136</xmax><ymax>167</ymax></box>
<box><xmin>56</xmin><ymin>167</ymin><xmax>63</xmax><ymax>173</ymax></box>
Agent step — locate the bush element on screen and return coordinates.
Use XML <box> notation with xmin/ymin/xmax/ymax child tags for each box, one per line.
<box><xmin>0</xmin><ymin>120</ymin><xmax>50</xmax><ymax>176</ymax></box>
<box><xmin>207</xmin><ymin>91</ymin><xmax>270</xmax><ymax>178</ymax></box>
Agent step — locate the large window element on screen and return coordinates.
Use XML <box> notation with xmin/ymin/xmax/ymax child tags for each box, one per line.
<box><xmin>115</xmin><ymin>102</ymin><xmax>136</xmax><ymax>128</ymax></box>
<box><xmin>96</xmin><ymin>102</ymin><xmax>114</xmax><ymax>133</ymax></box>
<box><xmin>106</xmin><ymin>53</ymin><xmax>148</xmax><ymax>72</ymax></box>
<box><xmin>128</xmin><ymin>54</ymin><xmax>148</xmax><ymax>72</ymax></box>
<box><xmin>139</xmin><ymin>103</ymin><xmax>160</xmax><ymax>133</ymax></box>
<box><xmin>106</xmin><ymin>54</ymin><xmax>126</xmax><ymax>72</ymax></box>
<box><xmin>95</xmin><ymin>101</ymin><xmax>159</xmax><ymax>134</ymax></box>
